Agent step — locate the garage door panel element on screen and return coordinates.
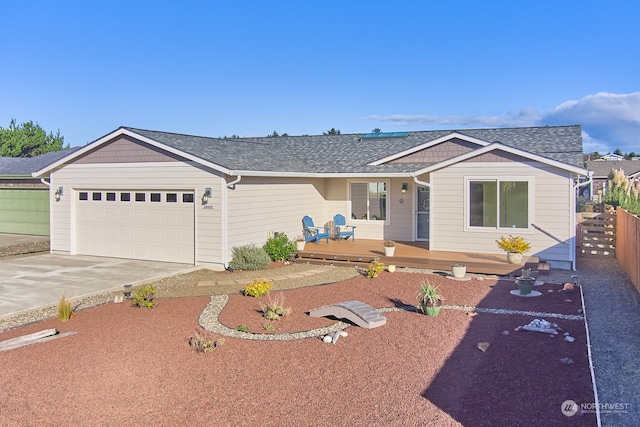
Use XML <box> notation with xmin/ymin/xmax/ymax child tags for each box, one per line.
<box><xmin>76</xmin><ymin>190</ymin><xmax>195</xmax><ymax>264</ymax></box>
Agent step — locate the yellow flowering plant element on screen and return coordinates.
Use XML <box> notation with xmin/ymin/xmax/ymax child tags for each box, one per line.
<box><xmin>495</xmin><ymin>235</ymin><xmax>531</xmax><ymax>254</ymax></box>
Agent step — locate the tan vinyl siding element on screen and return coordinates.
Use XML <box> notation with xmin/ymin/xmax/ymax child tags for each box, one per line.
<box><xmin>330</xmin><ymin>178</ymin><xmax>413</xmax><ymax>241</ymax></box>
<box><xmin>387</xmin><ymin>178</ymin><xmax>414</xmax><ymax>240</ymax></box>
<box><xmin>226</xmin><ymin>177</ymin><xmax>414</xmax><ymax>246</ymax></box>
<box><xmin>226</xmin><ymin>177</ymin><xmax>329</xmax><ymax>250</ymax></box>
<box><xmin>431</xmin><ymin>161</ymin><xmax>574</xmax><ymax>266</ymax></box>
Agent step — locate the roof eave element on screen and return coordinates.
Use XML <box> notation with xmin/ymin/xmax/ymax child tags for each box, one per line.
<box><xmin>0</xmin><ymin>174</ymin><xmax>35</xmax><ymax>179</ymax></box>
<box><xmin>228</xmin><ymin>170</ymin><xmax>416</xmax><ymax>178</ymax></box>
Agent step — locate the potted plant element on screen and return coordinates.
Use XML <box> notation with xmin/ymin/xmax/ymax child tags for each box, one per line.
<box><xmin>295</xmin><ymin>235</ymin><xmax>306</xmax><ymax>251</ymax></box>
<box><xmin>416</xmin><ymin>280</ymin><xmax>445</xmax><ymax>316</ymax></box>
<box><xmin>495</xmin><ymin>235</ymin><xmax>531</xmax><ymax>264</ymax></box>
<box><xmin>515</xmin><ymin>276</ymin><xmax>536</xmax><ymax>295</ymax></box>
<box><xmin>383</xmin><ymin>240</ymin><xmax>396</xmax><ymax>256</ymax></box>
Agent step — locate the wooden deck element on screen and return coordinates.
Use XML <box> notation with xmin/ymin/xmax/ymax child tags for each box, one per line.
<box><xmin>294</xmin><ymin>239</ymin><xmax>546</xmax><ymax>276</ymax></box>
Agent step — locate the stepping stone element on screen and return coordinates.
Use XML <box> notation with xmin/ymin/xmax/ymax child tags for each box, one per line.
<box><xmin>309</xmin><ymin>300</ymin><xmax>386</xmax><ymax>329</ymax></box>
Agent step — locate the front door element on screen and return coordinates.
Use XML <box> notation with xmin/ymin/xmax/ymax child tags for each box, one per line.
<box><xmin>416</xmin><ymin>186</ymin><xmax>430</xmax><ymax>241</ymax></box>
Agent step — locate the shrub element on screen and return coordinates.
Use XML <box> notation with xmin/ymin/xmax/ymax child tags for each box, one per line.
<box><xmin>366</xmin><ymin>260</ymin><xmax>384</xmax><ymax>278</ymax></box>
<box><xmin>261</xmin><ymin>295</ymin><xmax>292</xmax><ymax>321</ymax></box>
<box><xmin>262</xmin><ymin>323</ymin><xmax>276</xmax><ymax>331</ymax></box>
<box><xmin>416</xmin><ymin>279</ymin><xmax>445</xmax><ymax>305</ymax></box>
<box><xmin>262</xmin><ymin>232</ymin><xmax>296</xmax><ymax>261</ymax></box>
<box><xmin>57</xmin><ymin>294</ymin><xmax>74</xmax><ymax>322</ymax></box>
<box><xmin>243</xmin><ymin>278</ymin><xmax>273</xmax><ymax>297</ymax></box>
<box><xmin>236</xmin><ymin>325</ymin><xmax>248</xmax><ymax>332</ymax></box>
<box><xmin>604</xmin><ymin>168</ymin><xmax>640</xmax><ymax>215</ymax></box>
<box><xmin>189</xmin><ymin>330</ymin><xmax>225</xmax><ymax>353</ymax></box>
<box><xmin>229</xmin><ymin>244</ymin><xmax>271</xmax><ymax>271</ymax></box>
<box><xmin>131</xmin><ymin>284</ymin><xmax>157</xmax><ymax>308</ymax></box>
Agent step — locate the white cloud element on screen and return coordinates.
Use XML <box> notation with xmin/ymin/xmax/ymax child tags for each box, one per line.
<box><xmin>549</xmin><ymin>92</ymin><xmax>640</xmax><ymax>123</ymax></box>
<box><xmin>369</xmin><ymin>108</ymin><xmax>540</xmax><ymax>129</ymax></box>
<box><xmin>369</xmin><ymin>92</ymin><xmax>640</xmax><ymax>154</ymax></box>
<box><xmin>581</xmin><ymin>131</ymin><xmax>611</xmax><ymax>155</ymax></box>
<box><xmin>541</xmin><ymin>92</ymin><xmax>640</xmax><ymax>154</ymax></box>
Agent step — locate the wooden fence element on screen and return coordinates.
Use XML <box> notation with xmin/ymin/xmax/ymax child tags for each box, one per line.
<box><xmin>616</xmin><ymin>208</ymin><xmax>640</xmax><ymax>292</ymax></box>
<box><xmin>576</xmin><ymin>212</ymin><xmax>616</xmax><ymax>257</ymax></box>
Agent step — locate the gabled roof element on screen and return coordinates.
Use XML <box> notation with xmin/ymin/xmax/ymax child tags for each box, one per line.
<box><xmin>0</xmin><ymin>148</ymin><xmax>81</xmax><ymax>176</ymax></box>
<box><xmin>34</xmin><ymin>125</ymin><xmax>588</xmax><ymax>178</ymax></box>
<box><xmin>413</xmin><ymin>142</ymin><xmax>589</xmax><ymax>176</ymax></box>
<box><xmin>601</xmin><ymin>153</ymin><xmax>625</xmax><ymax>161</ymax></box>
<box><xmin>586</xmin><ymin>160</ymin><xmax>640</xmax><ymax>178</ymax></box>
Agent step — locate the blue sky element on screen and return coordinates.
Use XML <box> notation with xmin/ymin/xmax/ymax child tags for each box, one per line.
<box><xmin>1</xmin><ymin>1</ymin><xmax>638</xmax><ymax>154</ymax></box>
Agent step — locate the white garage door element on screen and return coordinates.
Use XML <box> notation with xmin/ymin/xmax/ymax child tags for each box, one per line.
<box><xmin>76</xmin><ymin>190</ymin><xmax>195</xmax><ymax>264</ymax></box>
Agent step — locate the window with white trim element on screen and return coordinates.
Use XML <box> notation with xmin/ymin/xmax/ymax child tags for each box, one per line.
<box><xmin>350</xmin><ymin>181</ymin><xmax>388</xmax><ymax>221</ymax></box>
<box><xmin>468</xmin><ymin>179</ymin><xmax>529</xmax><ymax>229</ymax></box>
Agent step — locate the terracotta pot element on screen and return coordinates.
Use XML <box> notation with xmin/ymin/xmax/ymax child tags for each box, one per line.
<box><xmin>507</xmin><ymin>252</ymin><xmax>523</xmax><ymax>264</ymax></box>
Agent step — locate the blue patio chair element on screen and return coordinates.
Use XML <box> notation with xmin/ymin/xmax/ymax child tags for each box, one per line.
<box><xmin>333</xmin><ymin>214</ymin><xmax>356</xmax><ymax>241</ymax></box>
<box><xmin>302</xmin><ymin>215</ymin><xmax>329</xmax><ymax>244</ymax></box>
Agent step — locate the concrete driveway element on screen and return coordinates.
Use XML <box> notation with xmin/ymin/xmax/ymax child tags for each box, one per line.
<box><xmin>0</xmin><ymin>253</ymin><xmax>198</xmax><ymax>318</ymax></box>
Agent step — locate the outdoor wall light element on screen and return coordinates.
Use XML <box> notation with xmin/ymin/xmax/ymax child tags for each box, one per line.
<box><xmin>401</xmin><ymin>183</ymin><xmax>408</xmax><ymax>194</ymax></box>
<box><xmin>54</xmin><ymin>187</ymin><xmax>63</xmax><ymax>202</ymax></box>
<box><xmin>202</xmin><ymin>188</ymin><xmax>212</xmax><ymax>204</ymax></box>
<box><xmin>123</xmin><ymin>284</ymin><xmax>132</xmax><ymax>299</ymax></box>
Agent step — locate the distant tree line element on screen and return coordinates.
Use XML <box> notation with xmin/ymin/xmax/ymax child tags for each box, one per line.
<box><xmin>585</xmin><ymin>149</ymin><xmax>639</xmax><ymax>161</ymax></box>
<box><xmin>223</xmin><ymin>127</ymin><xmax>384</xmax><ymax>139</ymax></box>
<box><xmin>0</xmin><ymin>119</ymin><xmax>66</xmax><ymax>157</ymax></box>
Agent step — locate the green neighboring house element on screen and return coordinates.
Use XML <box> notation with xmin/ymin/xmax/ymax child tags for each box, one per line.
<box><xmin>0</xmin><ymin>149</ymin><xmax>79</xmax><ymax>235</ymax></box>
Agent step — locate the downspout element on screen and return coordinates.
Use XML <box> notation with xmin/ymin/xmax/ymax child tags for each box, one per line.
<box><xmin>413</xmin><ymin>176</ymin><xmax>431</xmax><ymax>188</ymax></box>
<box><xmin>40</xmin><ymin>178</ymin><xmax>51</xmax><ymax>187</ymax></box>
<box><xmin>223</xmin><ymin>175</ymin><xmax>242</xmax><ymax>270</ymax></box>
<box><xmin>227</xmin><ymin>175</ymin><xmax>242</xmax><ymax>189</ymax></box>
<box><xmin>572</xmin><ymin>172</ymin><xmax>594</xmax><ymax>271</ymax></box>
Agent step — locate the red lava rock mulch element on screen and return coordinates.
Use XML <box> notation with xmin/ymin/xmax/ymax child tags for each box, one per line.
<box><xmin>0</xmin><ymin>271</ymin><xmax>597</xmax><ymax>426</ymax></box>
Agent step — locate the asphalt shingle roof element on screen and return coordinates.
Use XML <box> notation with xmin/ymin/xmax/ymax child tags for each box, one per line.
<box><xmin>0</xmin><ymin>148</ymin><xmax>81</xmax><ymax>175</ymax></box>
<box><xmin>126</xmin><ymin>125</ymin><xmax>583</xmax><ymax>174</ymax></box>
<box><xmin>586</xmin><ymin>160</ymin><xmax>640</xmax><ymax>178</ymax></box>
